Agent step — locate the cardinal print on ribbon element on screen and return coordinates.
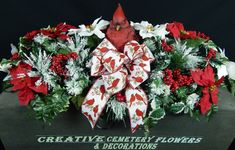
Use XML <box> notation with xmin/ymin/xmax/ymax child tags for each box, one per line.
<box><xmin>81</xmin><ymin>38</ymin><xmax>154</xmax><ymax>133</ymax></box>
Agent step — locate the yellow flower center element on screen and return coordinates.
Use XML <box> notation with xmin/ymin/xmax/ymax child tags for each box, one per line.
<box><xmin>180</xmin><ymin>30</ymin><xmax>188</xmax><ymax>35</ymax></box>
<box><xmin>86</xmin><ymin>24</ymin><xmax>94</xmax><ymax>30</ymax></box>
<box><xmin>146</xmin><ymin>24</ymin><xmax>153</xmax><ymax>32</ymax></box>
<box><xmin>209</xmin><ymin>85</ymin><xmax>216</xmax><ymax>92</ymax></box>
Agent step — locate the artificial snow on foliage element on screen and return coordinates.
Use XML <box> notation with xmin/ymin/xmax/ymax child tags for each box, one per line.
<box><xmin>24</xmin><ymin>49</ymin><xmax>57</xmax><ymax>88</ymax></box>
<box><xmin>173</xmin><ymin>40</ymin><xmax>203</xmax><ymax>69</ymax></box>
<box><xmin>0</xmin><ymin>4</ymin><xmax>235</xmax><ymax>133</ymax></box>
<box><xmin>184</xmin><ymin>93</ymin><xmax>200</xmax><ymax>113</ymax></box>
<box><xmin>65</xmin><ymin>58</ymin><xmax>89</xmax><ymax>96</ymax></box>
<box><xmin>106</xmin><ymin>96</ymin><xmax>127</xmax><ymax>121</ymax></box>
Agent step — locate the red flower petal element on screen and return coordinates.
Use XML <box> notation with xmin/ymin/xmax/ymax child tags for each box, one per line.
<box><xmin>200</xmin><ymin>92</ymin><xmax>211</xmax><ymax>114</ymax></box>
<box><xmin>190</xmin><ymin>69</ymin><xmax>204</xmax><ymax>86</ymax></box>
<box><xmin>215</xmin><ymin>76</ymin><xmax>224</xmax><ymax>86</ymax></box>
<box><xmin>202</xmin><ymin>65</ymin><xmax>215</xmax><ymax>85</ymax></box>
<box><xmin>211</xmin><ymin>88</ymin><xmax>219</xmax><ymax>104</ymax></box>
<box><xmin>10</xmin><ymin>78</ymin><xmax>27</xmax><ymax>91</ymax></box>
<box><xmin>18</xmin><ymin>88</ymin><xmax>35</xmax><ymax>106</ymax></box>
<box><xmin>166</xmin><ymin>22</ymin><xmax>184</xmax><ymax>38</ymax></box>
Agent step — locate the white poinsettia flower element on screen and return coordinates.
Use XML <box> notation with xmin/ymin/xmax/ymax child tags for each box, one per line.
<box><xmin>69</xmin><ymin>17</ymin><xmax>109</xmax><ymax>39</ymax></box>
<box><xmin>130</xmin><ymin>21</ymin><xmax>168</xmax><ymax>39</ymax></box>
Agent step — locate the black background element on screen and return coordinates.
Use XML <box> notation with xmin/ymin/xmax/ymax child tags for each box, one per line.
<box><xmin>0</xmin><ymin>0</ymin><xmax>235</xmax><ymax>82</ymax></box>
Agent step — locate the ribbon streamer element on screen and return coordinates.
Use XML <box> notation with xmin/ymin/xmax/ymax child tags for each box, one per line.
<box><xmin>82</xmin><ymin>38</ymin><xmax>154</xmax><ymax>133</ymax></box>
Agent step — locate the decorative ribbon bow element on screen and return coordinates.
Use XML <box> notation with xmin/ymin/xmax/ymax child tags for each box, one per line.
<box><xmin>81</xmin><ymin>38</ymin><xmax>154</xmax><ymax>133</ymax></box>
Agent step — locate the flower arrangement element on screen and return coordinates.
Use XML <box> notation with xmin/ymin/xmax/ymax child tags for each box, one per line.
<box><xmin>1</xmin><ymin>4</ymin><xmax>235</xmax><ymax>133</ymax></box>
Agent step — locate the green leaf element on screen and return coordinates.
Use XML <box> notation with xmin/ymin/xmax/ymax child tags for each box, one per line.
<box><xmin>205</xmin><ymin>104</ymin><xmax>218</xmax><ymax>121</ymax></box>
<box><xmin>175</xmin><ymin>86</ymin><xmax>188</xmax><ymax>100</ymax></box>
<box><xmin>149</xmin><ymin>107</ymin><xmax>165</xmax><ymax>120</ymax></box>
<box><xmin>170</xmin><ymin>102</ymin><xmax>185</xmax><ymax>114</ymax></box>
<box><xmin>87</xmin><ymin>35</ymin><xmax>102</xmax><ymax>48</ymax></box>
<box><xmin>30</xmin><ymin>87</ymin><xmax>71</xmax><ymax>124</ymax></box>
<box><xmin>192</xmin><ymin>109</ymin><xmax>201</xmax><ymax>121</ymax></box>
<box><xmin>1</xmin><ymin>81</ymin><xmax>13</xmax><ymax>92</ymax></box>
<box><xmin>168</xmin><ymin>52</ymin><xmax>186</xmax><ymax>69</ymax></box>
<box><xmin>184</xmin><ymin>38</ymin><xmax>205</xmax><ymax>48</ymax></box>
<box><xmin>223</xmin><ymin>77</ymin><xmax>235</xmax><ymax>96</ymax></box>
<box><xmin>58</xmin><ymin>48</ymin><xmax>70</xmax><ymax>54</ymax></box>
<box><xmin>71</xmin><ymin>95</ymin><xmax>85</xmax><ymax>110</ymax></box>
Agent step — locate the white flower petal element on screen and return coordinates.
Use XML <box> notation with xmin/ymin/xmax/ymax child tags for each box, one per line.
<box><xmin>92</xmin><ymin>17</ymin><xmax>102</xmax><ymax>27</ymax></box>
<box><xmin>139</xmin><ymin>30</ymin><xmax>153</xmax><ymax>39</ymax></box>
<box><xmin>140</xmin><ymin>21</ymin><xmax>151</xmax><ymax>27</ymax></box>
<box><xmin>93</xmin><ymin>29</ymin><xmax>105</xmax><ymax>39</ymax></box>
<box><xmin>78</xmin><ymin>31</ymin><xmax>93</xmax><ymax>37</ymax></box>
<box><xmin>96</xmin><ymin>19</ymin><xmax>109</xmax><ymax>30</ymax></box>
<box><xmin>226</xmin><ymin>61</ymin><xmax>235</xmax><ymax>80</ymax></box>
<box><xmin>153</xmin><ymin>24</ymin><xmax>169</xmax><ymax>39</ymax></box>
<box><xmin>130</xmin><ymin>21</ymin><xmax>145</xmax><ymax>31</ymax></box>
<box><xmin>217</xmin><ymin>64</ymin><xmax>228</xmax><ymax>79</ymax></box>
<box><xmin>78</xmin><ymin>24</ymin><xmax>87</xmax><ymax>30</ymax></box>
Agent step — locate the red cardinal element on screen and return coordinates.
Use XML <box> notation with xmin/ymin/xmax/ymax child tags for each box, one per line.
<box><xmin>129</xmin><ymin>94</ymin><xmax>136</xmax><ymax>107</ymax></box>
<box><xmin>97</xmin><ymin>47</ymin><xmax>109</xmax><ymax>53</ymax></box>
<box><xmin>135</xmin><ymin>109</ymin><xmax>144</xmax><ymax>118</ymax></box>
<box><xmin>103</xmin><ymin>57</ymin><xmax>112</xmax><ymax>63</ymax></box>
<box><xmin>93</xmin><ymin>105</ymin><xmax>99</xmax><ymax>117</ymax></box>
<box><xmin>135</xmin><ymin>93</ymin><xmax>146</xmax><ymax>105</ymax></box>
<box><xmin>132</xmin><ymin>76</ymin><xmax>144</xmax><ymax>83</ymax></box>
<box><xmin>107</xmin><ymin>78</ymin><xmax>120</xmax><ymax>90</ymax></box>
<box><xmin>83</xmin><ymin>99</ymin><xmax>94</xmax><ymax>106</ymax></box>
<box><xmin>106</xmin><ymin>4</ymin><xmax>137</xmax><ymax>52</ymax></box>
<box><xmin>100</xmin><ymin>85</ymin><xmax>106</xmax><ymax>100</ymax></box>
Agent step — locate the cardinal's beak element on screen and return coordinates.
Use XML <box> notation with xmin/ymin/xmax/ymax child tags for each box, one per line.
<box><xmin>115</xmin><ymin>25</ymin><xmax>121</xmax><ymax>31</ymax></box>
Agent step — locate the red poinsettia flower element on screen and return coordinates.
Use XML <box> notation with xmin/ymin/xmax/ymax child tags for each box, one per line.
<box><xmin>25</xmin><ymin>30</ymin><xmax>40</xmax><ymax>40</ymax></box>
<box><xmin>41</xmin><ymin>23</ymin><xmax>77</xmax><ymax>40</ymax></box>
<box><xmin>191</xmin><ymin>65</ymin><xmax>224</xmax><ymax>114</ymax></box>
<box><xmin>9</xmin><ymin>62</ymin><xmax>48</xmax><ymax>105</ymax></box>
<box><xmin>197</xmin><ymin>32</ymin><xmax>210</xmax><ymax>41</ymax></box>
<box><xmin>166</xmin><ymin>22</ymin><xmax>185</xmax><ymax>38</ymax></box>
<box><xmin>25</xmin><ymin>23</ymin><xmax>76</xmax><ymax>41</ymax></box>
<box><xmin>181</xmin><ymin>30</ymin><xmax>197</xmax><ymax>39</ymax></box>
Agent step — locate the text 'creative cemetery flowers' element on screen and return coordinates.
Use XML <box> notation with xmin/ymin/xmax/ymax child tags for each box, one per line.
<box><xmin>0</xmin><ymin>4</ymin><xmax>235</xmax><ymax>133</ymax></box>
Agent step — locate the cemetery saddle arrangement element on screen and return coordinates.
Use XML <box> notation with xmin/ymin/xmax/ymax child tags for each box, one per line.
<box><xmin>0</xmin><ymin>4</ymin><xmax>235</xmax><ymax>133</ymax></box>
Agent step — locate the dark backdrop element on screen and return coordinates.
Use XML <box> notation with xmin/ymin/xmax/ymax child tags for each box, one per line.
<box><xmin>0</xmin><ymin>0</ymin><xmax>235</xmax><ymax>85</ymax></box>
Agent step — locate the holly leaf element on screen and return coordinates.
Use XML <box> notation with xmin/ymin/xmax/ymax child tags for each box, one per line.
<box><xmin>149</xmin><ymin>107</ymin><xmax>165</xmax><ymax>120</ymax></box>
<box><xmin>30</xmin><ymin>87</ymin><xmax>71</xmax><ymax>124</ymax></box>
<box><xmin>170</xmin><ymin>102</ymin><xmax>185</xmax><ymax>114</ymax></box>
